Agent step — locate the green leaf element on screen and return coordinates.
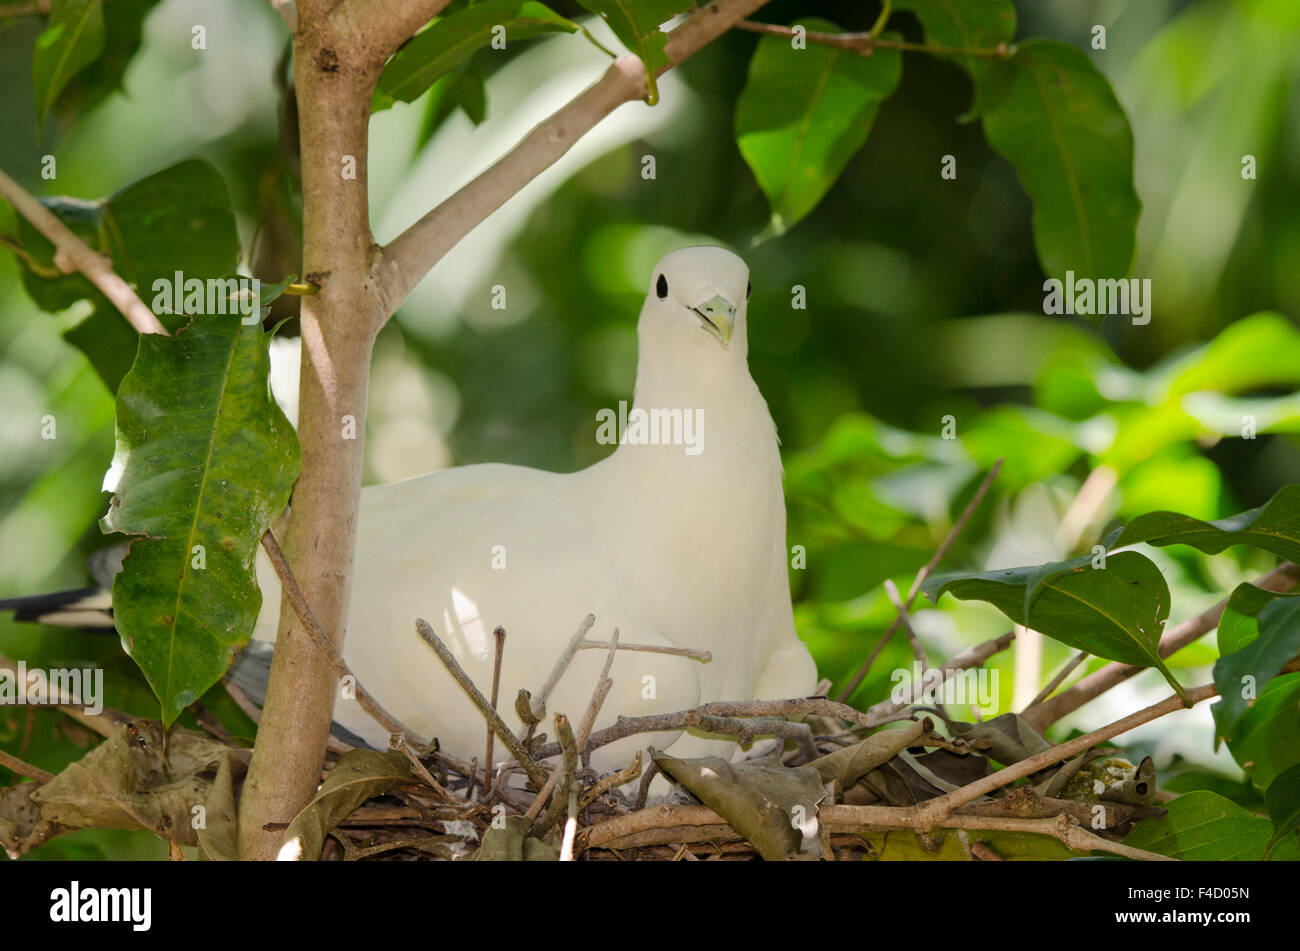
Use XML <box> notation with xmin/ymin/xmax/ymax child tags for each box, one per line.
<box><xmin>101</xmin><ymin>317</ymin><xmax>300</xmax><ymax>725</ymax></box>
<box><xmin>11</xmin><ymin>161</ymin><xmax>240</xmax><ymax>390</ymax></box>
<box><xmin>924</xmin><ymin>551</ymin><xmax>1187</xmax><ymax>700</ymax></box>
<box><xmin>736</xmin><ymin>19</ymin><xmax>902</xmax><ymax>237</ymax></box>
<box><xmin>980</xmin><ymin>39</ymin><xmax>1140</xmax><ymax>280</ymax></box>
<box><xmin>1156</xmin><ymin>312</ymin><xmax>1300</xmax><ymax>398</ymax></box>
<box><xmin>52</xmin><ymin>0</ymin><xmax>158</xmax><ymax>125</ymax></box>
<box><xmin>32</xmin><ymin>0</ymin><xmax>105</xmax><ymax>128</ymax></box>
<box><xmin>375</xmin><ymin>0</ymin><xmax>576</xmax><ymax>110</ymax></box>
<box><xmin>1124</xmin><ymin>790</ymin><xmax>1275</xmax><ymax>860</ymax></box>
<box><xmin>412</xmin><ymin>60</ymin><xmax>488</xmax><ymax>155</ymax></box>
<box><xmin>1212</xmin><ymin>594</ymin><xmax>1300</xmax><ymax>747</ymax></box>
<box><xmin>894</xmin><ymin>0</ymin><xmax>1015</xmax><ymax>115</ymax></box>
<box><xmin>1226</xmin><ymin>672</ymin><xmax>1300</xmax><ymax>790</ymax></box>
<box><xmin>1111</xmin><ymin>483</ymin><xmax>1300</xmax><ymax>564</ymax></box>
<box><xmin>1217</xmin><ymin>583</ymin><xmax>1299</xmax><ymax>656</ymax></box>
<box><xmin>1264</xmin><ymin>763</ymin><xmax>1300</xmax><ymax>857</ymax></box>
<box><xmin>576</xmin><ymin>0</ymin><xmax>695</xmax><ymax>104</ymax></box>
<box><xmin>102</xmin><ymin>159</ymin><xmax>240</xmax><ymax>299</ymax></box>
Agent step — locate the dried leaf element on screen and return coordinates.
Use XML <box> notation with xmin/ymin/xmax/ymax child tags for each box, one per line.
<box><xmin>195</xmin><ymin>753</ymin><xmax>240</xmax><ymax>860</ymax></box>
<box><xmin>653</xmin><ymin>752</ymin><xmax>826</xmax><ymax>860</ymax></box>
<box><xmin>279</xmin><ymin>749</ymin><xmax>414</xmax><ymax>861</ymax></box>
<box><xmin>469</xmin><ymin>815</ymin><xmax>559</xmax><ymax>861</ymax></box>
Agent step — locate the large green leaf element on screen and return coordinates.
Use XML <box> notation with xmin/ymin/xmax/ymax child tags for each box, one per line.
<box><xmin>1217</xmin><ymin>583</ymin><xmax>1298</xmax><ymax>656</ymax></box>
<box><xmin>1124</xmin><ymin>790</ymin><xmax>1276</xmax><ymax>860</ymax></box>
<box><xmin>11</xmin><ymin>160</ymin><xmax>240</xmax><ymax>391</ymax></box>
<box><xmin>1111</xmin><ymin>484</ymin><xmax>1300</xmax><ymax>564</ymax></box>
<box><xmin>981</xmin><ymin>39</ymin><xmax>1140</xmax><ymax>280</ymax></box>
<box><xmin>13</xmin><ymin>159</ymin><xmax>241</xmax><ymax>389</ymax></box>
<box><xmin>1226</xmin><ymin>672</ymin><xmax>1300</xmax><ymax>789</ymax></box>
<box><xmin>894</xmin><ymin>0</ymin><xmax>1015</xmax><ymax>114</ymax></box>
<box><xmin>53</xmin><ymin>0</ymin><xmax>159</xmax><ymax>124</ymax></box>
<box><xmin>576</xmin><ymin>0</ymin><xmax>695</xmax><ymax>103</ymax></box>
<box><xmin>1265</xmin><ymin>764</ymin><xmax>1300</xmax><ymax>857</ymax></box>
<box><xmin>1212</xmin><ymin>595</ymin><xmax>1300</xmax><ymax>745</ymax></box>
<box><xmin>924</xmin><ymin>551</ymin><xmax>1187</xmax><ymax>700</ymax></box>
<box><xmin>736</xmin><ymin>19</ymin><xmax>902</xmax><ymax>237</ymax></box>
<box><xmin>101</xmin><ymin>317</ymin><xmax>300</xmax><ymax>725</ymax></box>
<box><xmin>374</xmin><ymin>0</ymin><xmax>575</xmax><ymax>110</ymax></box>
<box><xmin>32</xmin><ymin>0</ymin><xmax>105</xmax><ymax>127</ymax></box>
<box><xmin>102</xmin><ymin>159</ymin><xmax>240</xmax><ymax>296</ymax></box>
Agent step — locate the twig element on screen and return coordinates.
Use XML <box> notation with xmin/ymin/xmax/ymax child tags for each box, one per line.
<box><xmin>375</xmin><ymin>0</ymin><xmax>777</xmax><ymax>314</ymax></box>
<box><xmin>1022</xmin><ymin>562</ymin><xmax>1300</xmax><ymax>731</ymax></box>
<box><xmin>683</xmin><ymin>711</ymin><xmax>818</xmax><ymax>762</ymax></box>
<box><xmin>532</xmin><ymin>697</ymin><xmax>885</xmax><ymax>761</ymax></box>
<box><xmin>579</xmin><ymin>801</ymin><xmax>1172</xmax><ymax>861</ymax></box>
<box><xmin>836</xmin><ymin>460</ymin><xmax>1003</xmax><ymax>701</ymax></box>
<box><xmin>884</xmin><ymin>578</ymin><xmax>925</xmax><ymax>666</ymax></box>
<box><xmin>533</xmin><ymin>714</ymin><xmax>578</xmax><ymax>834</ymax></box>
<box><xmin>579</xmin><ymin>752</ymin><xmax>643</xmax><ymax>812</ymax></box>
<box><xmin>529</xmin><ymin>614</ymin><xmax>595</xmax><ymax>723</ymax></box>
<box><xmin>0</xmin><ymin>166</ymin><xmax>168</xmax><ymax>335</ymax></box>
<box><xmin>483</xmin><ymin>626</ymin><xmax>506</xmax><ymax>798</ymax></box>
<box><xmin>861</xmin><ymin>630</ymin><xmax>1016</xmax><ymax>724</ymax></box>
<box><xmin>392</xmin><ymin>733</ymin><xmax>454</xmax><ymax>802</ymax></box>
<box><xmin>261</xmin><ymin>531</ymin><xmax>427</xmax><ymax>748</ymax></box>
<box><xmin>734</xmin><ymin>19</ymin><xmax>1014</xmax><ymax>60</ymax></box>
<box><xmin>1027</xmin><ymin>650</ymin><xmax>1089</xmax><ymax>709</ymax></box>
<box><xmin>0</xmin><ymin>748</ymin><xmax>53</xmax><ymax>784</ymax></box>
<box><xmin>415</xmin><ymin>618</ymin><xmax>548</xmax><ymax>788</ymax></box>
<box><xmin>914</xmin><ymin>683</ymin><xmax>1218</xmax><ymax>832</ymax></box>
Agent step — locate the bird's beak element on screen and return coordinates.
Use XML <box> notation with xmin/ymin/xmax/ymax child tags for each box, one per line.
<box><xmin>692</xmin><ymin>295</ymin><xmax>735</xmax><ymax>349</ymax></box>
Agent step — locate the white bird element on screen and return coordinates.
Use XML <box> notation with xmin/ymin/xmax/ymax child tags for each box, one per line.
<box><xmin>7</xmin><ymin>247</ymin><xmax>818</xmax><ymax>776</ymax></box>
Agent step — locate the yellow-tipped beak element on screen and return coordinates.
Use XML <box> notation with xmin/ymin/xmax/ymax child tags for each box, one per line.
<box><xmin>693</xmin><ymin>295</ymin><xmax>735</xmax><ymax>348</ymax></box>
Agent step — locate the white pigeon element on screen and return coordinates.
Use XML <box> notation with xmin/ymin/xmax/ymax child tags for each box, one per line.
<box><xmin>3</xmin><ymin>247</ymin><xmax>818</xmax><ymax>776</ymax></box>
<box><xmin>253</xmin><ymin>246</ymin><xmax>816</xmax><ymax>772</ymax></box>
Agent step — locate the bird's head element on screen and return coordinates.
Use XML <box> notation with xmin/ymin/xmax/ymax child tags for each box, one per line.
<box><xmin>639</xmin><ymin>246</ymin><xmax>751</xmax><ymax>359</ymax></box>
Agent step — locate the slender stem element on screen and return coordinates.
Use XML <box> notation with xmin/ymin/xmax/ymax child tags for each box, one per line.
<box><xmin>0</xmin><ymin>166</ymin><xmax>167</xmax><ymax>335</ymax></box>
<box><xmin>913</xmin><ymin>683</ymin><xmax>1218</xmax><ymax>832</ymax></box>
<box><xmin>868</xmin><ymin>0</ymin><xmax>892</xmax><ymax>40</ymax></box>
<box><xmin>836</xmin><ymin>459</ymin><xmax>1003</xmax><ymax>701</ymax></box>
<box><xmin>1022</xmin><ymin>561</ymin><xmax>1300</xmax><ymax>731</ymax></box>
<box><xmin>735</xmin><ymin>19</ymin><xmax>1013</xmax><ymax>60</ymax></box>
<box><xmin>259</xmin><ymin>530</ymin><xmax>425</xmax><ymax>747</ymax></box>
<box><xmin>416</xmin><ymin>619</ymin><xmax>549</xmax><ymax>788</ymax></box>
<box><xmin>0</xmin><ymin>748</ymin><xmax>53</xmax><ymax>784</ymax></box>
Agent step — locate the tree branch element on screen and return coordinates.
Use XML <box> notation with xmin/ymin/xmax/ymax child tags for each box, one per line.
<box><xmin>734</xmin><ymin>19</ymin><xmax>1013</xmax><ymax>60</ymax></box>
<box><xmin>1021</xmin><ymin>561</ymin><xmax>1300</xmax><ymax>732</ymax></box>
<box><xmin>373</xmin><ymin>0</ymin><xmax>775</xmax><ymax>315</ymax></box>
<box><xmin>0</xmin><ymin>166</ymin><xmax>168</xmax><ymax>335</ymax></box>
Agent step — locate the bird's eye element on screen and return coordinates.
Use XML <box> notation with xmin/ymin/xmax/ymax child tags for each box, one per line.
<box><xmin>746</xmin><ymin>280</ymin><xmax>752</xmax><ymax>300</ymax></box>
<box><xmin>656</xmin><ymin>274</ymin><xmax>669</xmax><ymax>299</ymax></box>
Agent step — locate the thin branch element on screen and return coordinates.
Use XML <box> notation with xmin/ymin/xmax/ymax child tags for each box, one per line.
<box><xmin>532</xmin><ymin>697</ymin><xmax>885</xmax><ymax>761</ymax></box>
<box><xmin>0</xmin><ymin>165</ymin><xmax>168</xmax><ymax>335</ymax></box>
<box><xmin>533</xmin><ymin>713</ymin><xmax>577</xmax><ymax>834</ymax></box>
<box><xmin>0</xmin><ymin>748</ymin><xmax>53</xmax><ymax>784</ymax></box>
<box><xmin>914</xmin><ymin>683</ymin><xmax>1218</xmax><ymax>832</ymax></box>
<box><xmin>0</xmin><ymin>1</ymin><xmax>49</xmax><ymax>16</ymax></box>
<box><xmin>837</xmin><ymin>459</ymin><xmax>1003</xmax><ymax>701</ymax></box>
<box><xmin>861</xmin><ymin>629</ymin><xmax>1017</xmax><ymax>724</ymax></box>
<box><xmin>483</xmin><ymin>626</ymin><xmax>506</xmax><ymax>796</ymax></box>
<box><xmin>1027</xmin><ymin>650</ymin><xmax>1090</xmax><ymax>709</ymax></box>
<box><xmin>260</xmin><ymin>530</ymin><xmax>427</xmax><ymax>748</ymax></box>
<box><xmin>415</xmin><ymin>618</ymin><xmax>549</xmax><ymax>788</ymax></box>
<box><xmin>884</xmin><ymin>578</ymin><xmax>926</xmax><ymax>667</ymax></box>
<box><xmin>1022</xmin><ymin>561</ymin><xmax>1300</xmax><ymax>732</ymax></box>
<box><xmin>734</xmin><ymin>19</ymin><xmax>1013</xmax><ymax>60</ymax></box>
<box><xmin>374</xmin><ymin>0</ymin><xmax>776</xmax><ymax>314</ymax></box>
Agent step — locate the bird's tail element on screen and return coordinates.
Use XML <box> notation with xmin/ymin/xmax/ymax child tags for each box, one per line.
<box><xmin>0</xmin><ymin>587</ymin><xmax>116</xmax><ymax>631</ymax></box>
